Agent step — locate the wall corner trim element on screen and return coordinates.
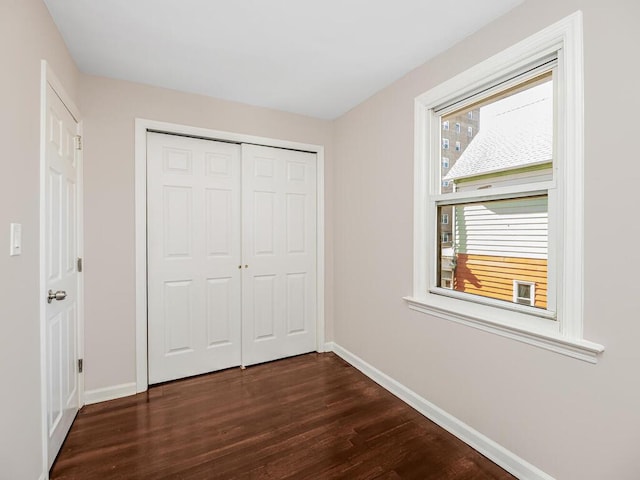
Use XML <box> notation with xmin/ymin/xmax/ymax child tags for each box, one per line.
<box><xmin>324</xmin><ymin>342</ymin><xmax>555</xmax><ymax>480</ymax></box>
<box><xmin>84</xmin><ymin>383</ymin><xmax>137</xmax><ymax>406</ymax></box>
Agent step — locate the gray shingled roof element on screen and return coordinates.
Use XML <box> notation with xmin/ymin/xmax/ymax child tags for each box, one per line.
<box><xmin>444</xmin><ymin>96</ymin><xmax>552</xmax><ymax>181</ymax></box>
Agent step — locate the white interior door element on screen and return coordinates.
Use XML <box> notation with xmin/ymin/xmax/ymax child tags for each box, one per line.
<box><xmin>45</xmin><ymin>84</ymin><xmax>81</xmax><ymax>468</ymax></box>
<box><xmin>241</xmin><ymin>144</ymin><xmax>317</xmax><ymax>366</ymax></box>
<box><xmin>147</xmin><ymin>133</ymin><xmax>242</xmax><ymax>384</ymax></box>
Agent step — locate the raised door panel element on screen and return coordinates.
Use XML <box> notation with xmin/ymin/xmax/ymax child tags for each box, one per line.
<box><xmin>206</xmin><ymin>277</ymin><xmax>236</xmax><ymax>347</ymax></box>
<box><xmin>163</xmin><ymin>186</ymin><xmax>192</xmax><ymax>258</ymax></box>
<box><xmin>253</xmin><ymin>275</ymin><xmax>276</xmax><ymax>340</ymax></box>
<box><xmin>47</xmin><ymin>311</ymin><xmax>63</xmax><ymax>434</ymax></box>
<box><xmin>286</xmin><ymin>193</ymin><xmax>306</xmax><ymax>254</ymax></box>
<box><xmin>205</xmin><ymin>189</ymin><xmax>233</xmax><ymax>257</ymax></box>
<box><xmin>286</xmin><ymin>273</ymin><xmax>307</xmax><ymax>335</ymax></box>
<box><xmin>163</xmin><ymin>280</ymin><xmax>195</xmax><ymax>354</ymax></box>
<box><xmin>254</xmin><ymin>192</ymin><xmax>276</xmax><ymax>256</ymax></box>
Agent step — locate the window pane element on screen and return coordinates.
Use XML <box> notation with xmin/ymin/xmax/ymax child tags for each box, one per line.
<box><xmin>439</xmin><ymin>74</ymin><xmax>553</xmax><ymax>195</ymax></box>
<box><xmin>437</xmin><ymin>195</ymin><xmax>548</xmax><ymax>310</ymax></box>
<box><xmin>517</xmin><ymin>283</ymin><xmax>531</xmax><ymax>298</ymax></box>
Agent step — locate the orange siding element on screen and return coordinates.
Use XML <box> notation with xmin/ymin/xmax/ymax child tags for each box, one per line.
<box><xmin>454</xmin><ymin>253</ymin><xmax>547</xmax><ymax>308</ymax></box>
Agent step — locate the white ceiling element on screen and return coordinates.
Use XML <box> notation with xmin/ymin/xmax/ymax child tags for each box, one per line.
<box><xmin>43</xmin><ymin>0</ymin><xmax>523</xmax><ymax>119</ymax></box>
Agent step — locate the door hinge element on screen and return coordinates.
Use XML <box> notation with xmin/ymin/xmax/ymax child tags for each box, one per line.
<box><xmin>77</xmin><ymin>257</ymin><xmax>83</xmax><ymax>272</ymax></box>
<box><xmin>74</xmin><ymin>135</ymin><xmax>82</xmax><ymax>151</ymax></box>
<box><xmin>78</xmin><ymin>358</ymin><xmax>84</xmax><ymax>373</ymax></box>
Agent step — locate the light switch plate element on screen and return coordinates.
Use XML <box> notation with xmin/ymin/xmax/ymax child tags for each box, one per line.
<box><xmin>10</xmin><ymin>223</ymin><xmax>22</xmax><ymax>256</ymax></box>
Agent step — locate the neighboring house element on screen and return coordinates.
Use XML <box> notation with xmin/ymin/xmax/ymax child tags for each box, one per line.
<box><xmin>442</xmin><ymin>80</ymin><xmax>553</xmax><ymax>308</ymax></box>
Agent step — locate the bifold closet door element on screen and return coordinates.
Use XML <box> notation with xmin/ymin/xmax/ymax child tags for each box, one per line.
<box><xmin>147</xmin><ymin>134</ymin><xmax>317</xmax><ymax>383</ymax></box>
<box><xmin>147</xmin><ymin>133</ymin><xmax>242</xmax><ymax>384</ymax></box>
<box><xmin>241</xmin><ymin>144</ymin><xmax>317</xmax><ymax>366</ymax></box>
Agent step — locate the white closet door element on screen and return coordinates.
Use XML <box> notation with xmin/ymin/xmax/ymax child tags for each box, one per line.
<box><xmin>241</xmin><ymin>144</ymin><xmax>317</xmax><ymax>366</ymax></box>
<box><xmin>147</xmin><ymin>133</ymin><xmax>242</xmax><ymax>384</ymax></box>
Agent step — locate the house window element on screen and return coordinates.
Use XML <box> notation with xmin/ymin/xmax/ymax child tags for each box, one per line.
<box><xmin>442</xmin><ymin>158</ymin><xmax>449</xmax><ymax>169</ymax></box>
<box><xmin>439</xmin><ymin>75</ymin><xmax>552</xmax><ymax>308</ymax></box>
<box><xmin>467</xmin><ymin>126</ymin><xmax>473</xmax><ymax>137</ymax></box>
<box><xmin>441</xmin><ymin>270</ymin><xmax>453</xmax><ymax>289</ymax></box>
<box><xmin>513</xmin><ymin>281</ymin><xmax>535</xmax><ymax>306</ymax></box>
<box><xmin>441</xmin><ymin>232</ymin><xmax>450</xmax><ymax>243</ymax></box>
<box><xmin>455</xmin><ymin>122</ymin><xmax>461</xmax><ymax>133</ymax></box>
<box><xmin>441</xmin><ymin>179</ymin><xmax>450</xmax><ymax>188</ymax></box>
<box><xmin>442</xmin><ymin>138</ymin><xmax>449</xmax><ymax>149</ymax></box>
<box><xmin>443</xmin><ymin>121</ymin><xmax>449</xmax><ymax>131</ymax></box>
<box><xmin>441</xmin><ymin>213</ymin><xmax>449</xmax><ymax>225</ymax></box>
<box><xmin>406</xmin><ymin>13</ymin><xmax>604</xmax><ymax>362</ymax></box>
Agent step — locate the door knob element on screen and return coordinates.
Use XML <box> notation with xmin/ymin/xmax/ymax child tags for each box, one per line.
<box><xmin>47</xmin><ymin>290</ymin><xmax>67</xmax><ymax>303</ymax></box>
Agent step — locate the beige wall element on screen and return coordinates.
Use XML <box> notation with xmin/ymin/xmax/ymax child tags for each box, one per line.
<box><xmin>3</xmin><ymin>0</ymin><xmax>639</xmax><ymax>478</ymax></box>
<box><xmin>0</xmin><ymin>0</ymin><xmax>79</xmax><ymax>478</ymax></box>
<box><xmin>332</xmin><ymin>0</ymin><xmax>640</xmax><ymax>479</ymax></box>
<box><xmin>77</xmin><ymin>76</ymin><xmax>334</xmax><ymax>391</ymax></box>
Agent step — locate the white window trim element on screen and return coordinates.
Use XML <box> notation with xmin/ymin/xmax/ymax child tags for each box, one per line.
<box><xmin>405</xmin><ymin>11</ymin><xmax>604</xmax><ymax>363</ymax></box>
<box><xmin>441</xmin><ymin>213</ymin><xmax>449</xmax><ymax>225</ymax></box>
<box><xmin>513</xmin><ymin>280</ymin><xmax>535</xmax><ymax>306</ymax></box>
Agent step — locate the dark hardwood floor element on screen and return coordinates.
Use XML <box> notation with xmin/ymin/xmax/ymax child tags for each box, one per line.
<box><xmin>50</xmin><ymin>353</ymin><xmax>515</xmax><ymax>480</ymax></box>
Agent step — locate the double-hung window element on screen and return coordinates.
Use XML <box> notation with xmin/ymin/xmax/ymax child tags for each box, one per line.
<box><xmin>406</xmin><ymin>12</ymin><xmax>604</xmax><ymax>363</ymax></box>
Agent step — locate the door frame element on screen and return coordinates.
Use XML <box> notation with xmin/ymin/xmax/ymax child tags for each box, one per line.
<box><xmin>39</xmin><ymin>60</ymin><xmax>85</xmax><ymax>476</ymax></box>
<box><xmin>134</xmin><ymin>119</ymin><xmax>326</xmax><ymax>392</ymax></box>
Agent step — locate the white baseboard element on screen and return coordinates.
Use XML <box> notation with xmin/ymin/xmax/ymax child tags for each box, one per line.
<box><xmin>84</xmin><ymin>382</ymin><xmax>137</xmax><ymax>405</ymax></box>
<box><xmin>324</xmin><ymin>342</ymin><xmax>553</xmax><ymax>480</ymax></box>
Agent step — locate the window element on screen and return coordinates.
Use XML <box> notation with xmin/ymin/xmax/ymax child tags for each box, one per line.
<box><xmin>441</xmin><ymin>213</ymin><xmax>449</xmax><ymax>225</ymax></box>
<box><xmin>441</xmin><ymin>179</ymin><xmax>450</xmax><ymax>188</ymax></box>
<box><xmin>441</xmin><ymin>270</ymin><xmax>453</xmax><ymax>289</ymax></box>
<box><xmin>455</xmin><ymin>122</ymin><xmax>461</xmax><ymax>133</ymax></box>
<box><xmin>441</xmin><ymin>232</ymin><xmax>450</xmax><ymax>243</ymax></box>
<box><xmin>442</xmin><ymin>138</ymin><xmax>449</xmax><ymax>149</ymax></box>
<box><xmin>406</xmin><ymin>12</ymin><xmax>604</xmax><ymax>363</ymax></box>
<box><xmin>513</xmin><ymin>281</ymin><xmax>535</xmax><ymax>306</ymax></box>
<box><xmin>443</xmin><ymin>120</ymin><xmax>449</xmax><ymax>131</ymax></box>
<box><xmin>442</xmin><ymin>157</ymin><xmax>449</xmax><ymax>169</ymax></box>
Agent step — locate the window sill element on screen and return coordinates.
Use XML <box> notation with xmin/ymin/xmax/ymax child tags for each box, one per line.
<box><xmin>403</xmin><ymin>295</ymin><xmax>604</xmax><ymax>363</ymax></box>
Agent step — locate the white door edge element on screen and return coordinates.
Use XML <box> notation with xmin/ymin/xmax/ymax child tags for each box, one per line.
<box><xmin>134</xmin><ymin>119</ymin><xmax>326</xmax><ymax>393</ymax></box>
<box><xmin>39</xmin><ymin>60</ymin><xmax>84</xmax><ymax>478</ymax></box>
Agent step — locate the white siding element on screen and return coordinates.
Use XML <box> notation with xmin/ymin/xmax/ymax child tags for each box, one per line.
<box><xmin>455</xmin><ymin>166</ymin><xmax>552</xmax><ymax>191</ymax></box>
<box><xmin>455</xmin><ymin>196</ymin><xmax>548</xmax><ymax>259</ymax></box>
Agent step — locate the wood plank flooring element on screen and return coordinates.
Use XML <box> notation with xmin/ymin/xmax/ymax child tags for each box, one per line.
<box><xmin>50</xmin><ymin>353</ymin><xmax>515</xmax><ymax>480</ymax></box>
